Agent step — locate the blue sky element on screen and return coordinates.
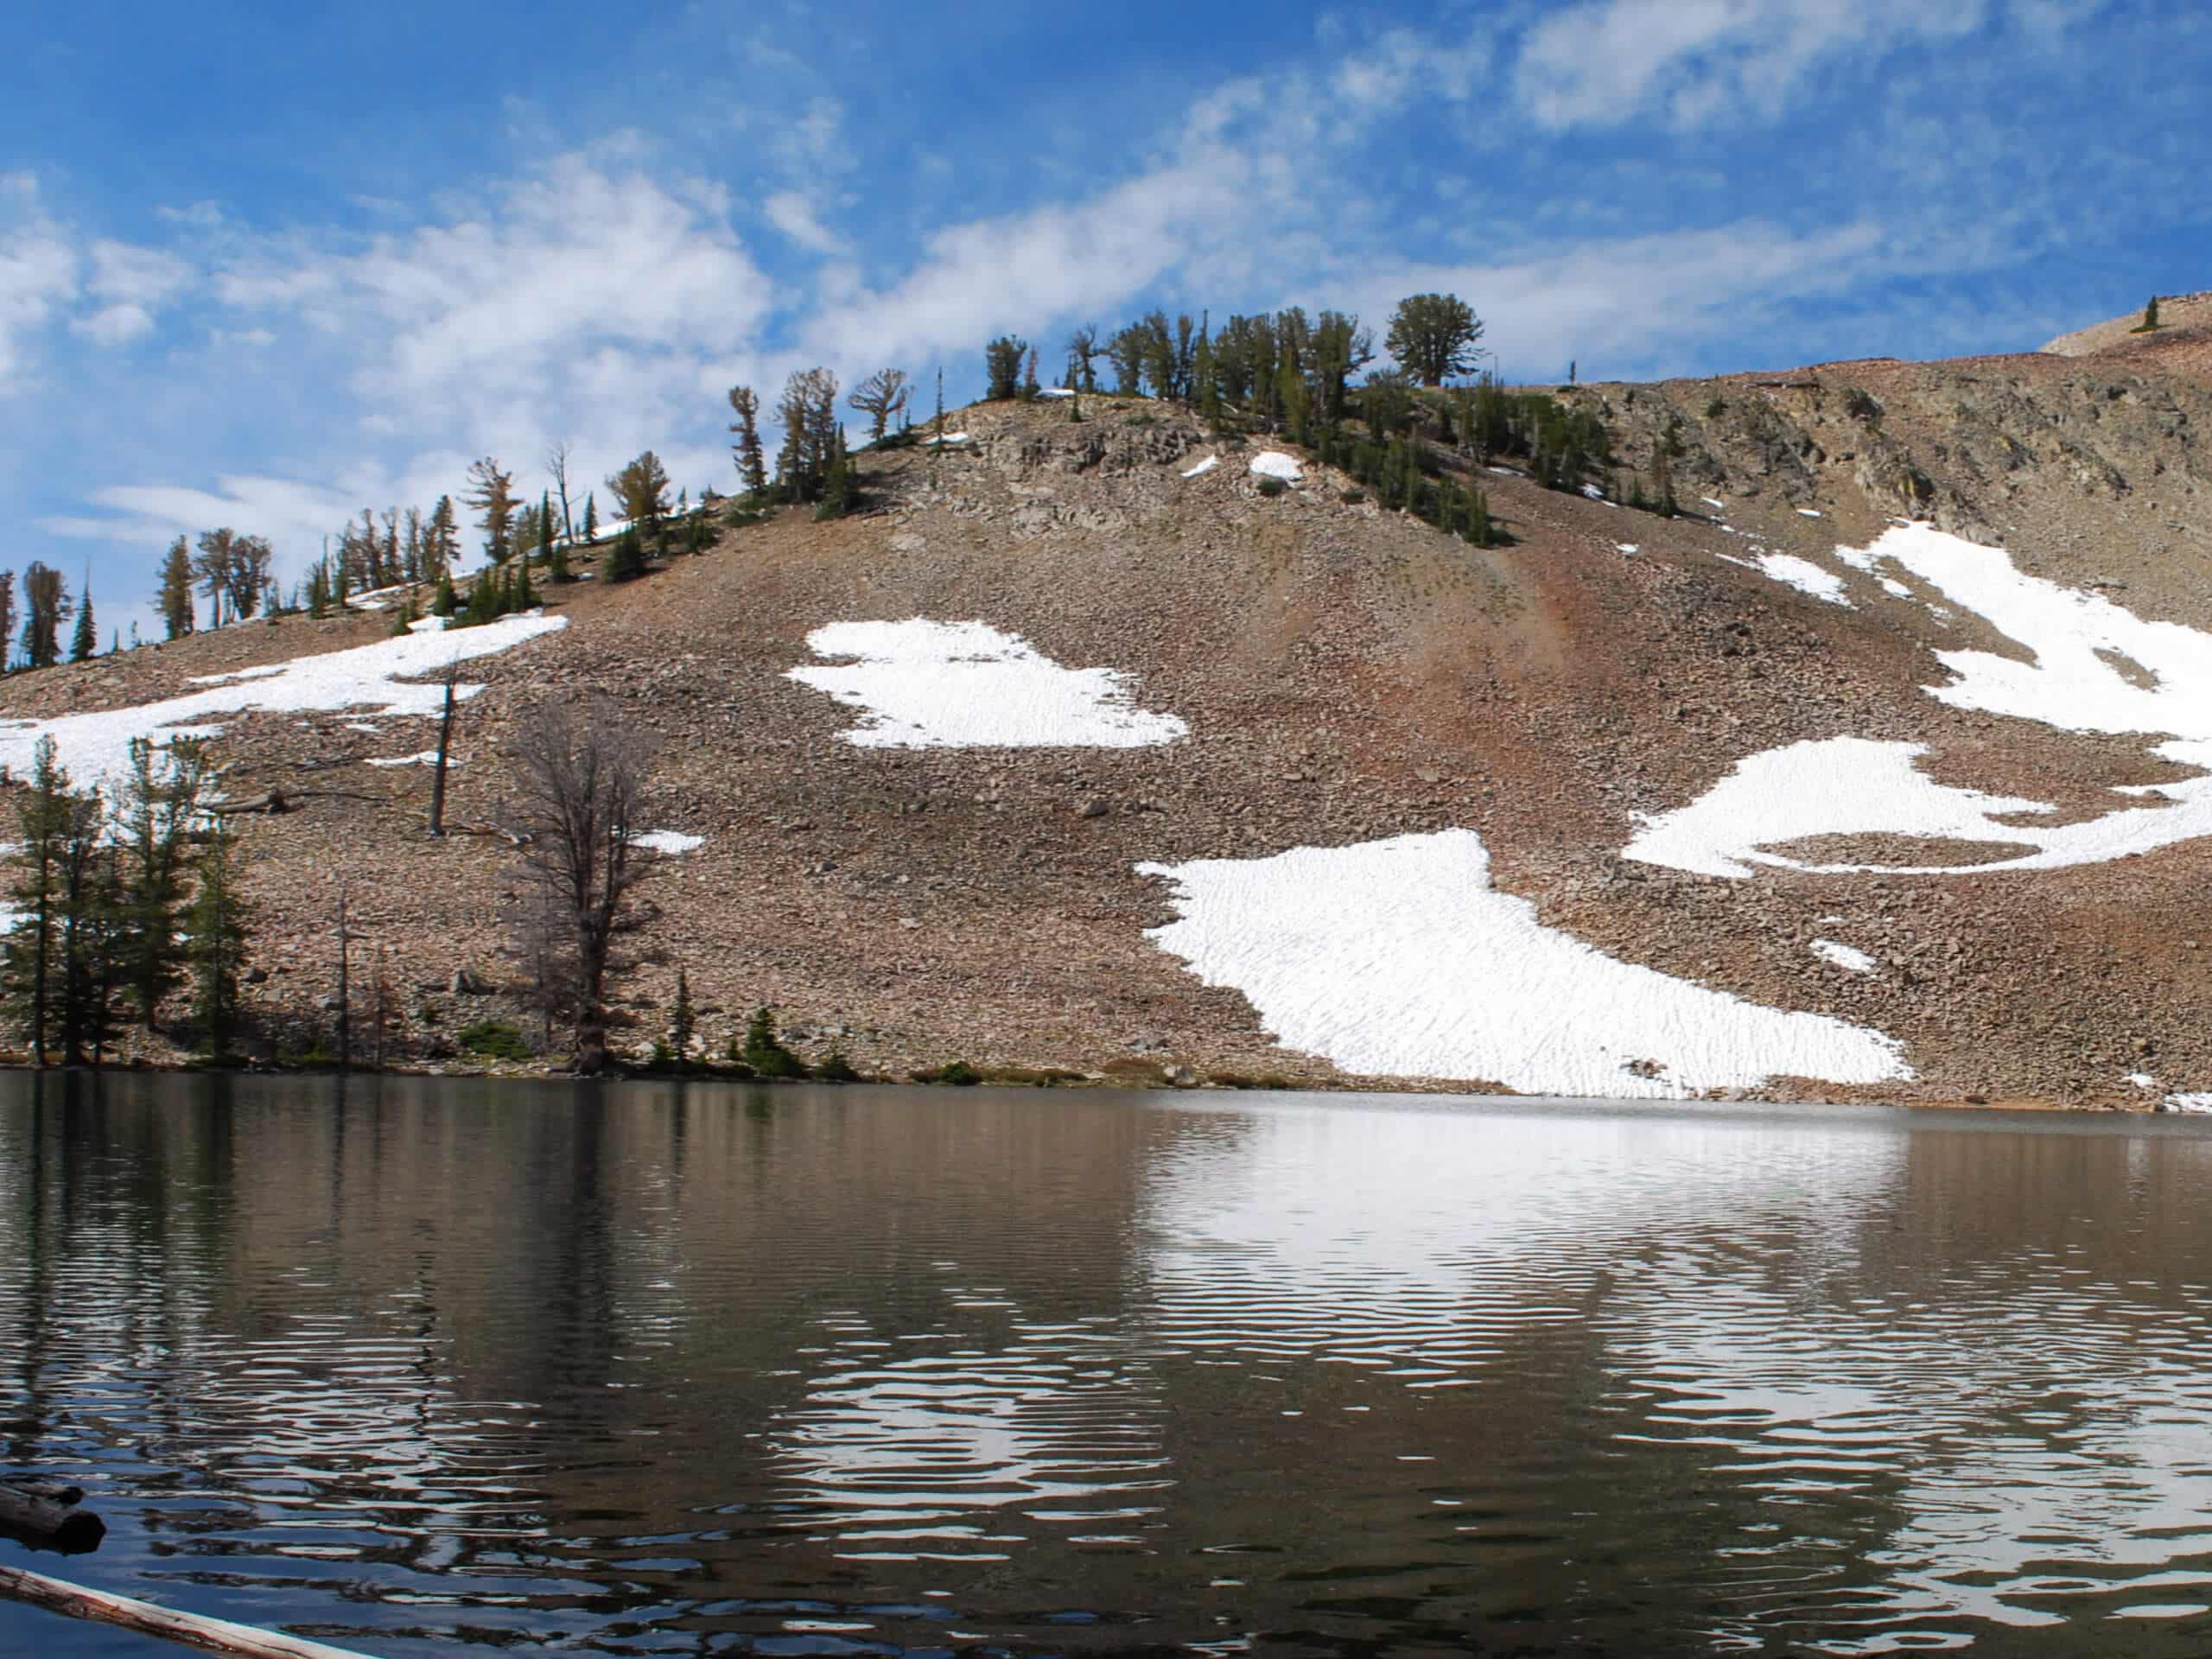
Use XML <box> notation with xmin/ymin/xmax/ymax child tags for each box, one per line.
<box><xmin>2</xmin><ymin>0</ymin><xmax>2205</xmax><ymax>641</ymax></box>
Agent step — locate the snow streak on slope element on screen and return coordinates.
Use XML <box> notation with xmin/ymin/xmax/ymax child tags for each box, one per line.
<box><xmin>1720</xmin><ymin>550</ymin><xmax>1853</xmax><ymax>607</ymax></box>
<box><xmin>1249</xmin><ymin>452</ymin><xmax>1303</xmax><ymax>482</ymax></box>
<box><xmin>788</xmin><ymin>620</ymin><xmax>1188</xmax><ymax>749</ymax></box>
<box><xmin>1139</xmin><ymin>830</ymin><xmax>1910</xmax><ymax>1097</ymax></box>
<box><xmin>0</xmin><ymin>613</ymin><xmax>566</xmax><ymax>790</ymax></box>
<box><xmin>1629</xmin><ymin>524</ymin><xmax>2212</xmax><ymax>877</ymax></box>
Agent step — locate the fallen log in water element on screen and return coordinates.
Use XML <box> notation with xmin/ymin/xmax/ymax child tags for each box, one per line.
<box><xmin>0</xmin><ymin>1561</ymin><xmax>379</xmax><ymax>1659</ymax></box>
<box><xmin>0</xmin><ymin>1477</ymin><xmax>105</xmax><ymax>1550</ymax></box>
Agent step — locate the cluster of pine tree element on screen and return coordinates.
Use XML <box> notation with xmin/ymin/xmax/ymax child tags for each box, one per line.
<box><xmin>3</xmin><ymin>735</ymin><xmax>251</xmax><ymax>1065</ymax></box>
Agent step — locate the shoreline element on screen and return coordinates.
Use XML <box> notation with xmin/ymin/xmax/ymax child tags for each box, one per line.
<box><xmin>0</xmin><ymin>1055</ymin><xmax>2187</xmax><ymax>1116</ymax></box>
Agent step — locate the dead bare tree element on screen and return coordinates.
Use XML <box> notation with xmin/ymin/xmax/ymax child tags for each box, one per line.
<box><xmin>500</xmin><ymin>698</ymin><xmax>659</xmax><ymax>1074</ymax></box>
<box><xmin>429</xmin><ymin>658</ymin><xmax>461</xmax><ymax>836</ymax></box>
<box><xmin>546</xmin><ymin>440</ymin><xmax>576</xmax><ymax>544</ymax></box>
<box><xmin>848</xmin><ymin>369</ymin><xmax>910</xmax><ymax>442</ymax></box>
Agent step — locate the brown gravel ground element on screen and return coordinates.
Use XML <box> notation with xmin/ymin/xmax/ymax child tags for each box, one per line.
<box><xmin>6</xmin><ymin>356</ymin><xmax>2211</xmax><ymax>1109</ymax></box>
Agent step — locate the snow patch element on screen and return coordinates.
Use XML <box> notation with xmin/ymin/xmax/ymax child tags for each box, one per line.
<box><xmin>2126</xmin><ymin>1073</ymin><xmax>2158</xmax><ymax>1090</ymax></box>
<box><xmin>1797</xmin><ymin>508</ymin><xmax>1824</xmax><ymax>518</ymax></box>
<box><xmin>1181</xmin><ymin>454</ymin><xmax>1220</xmax><ymax>479</ymax></box>
<box><xmin>632</xmin><ymin>830</ymin><xmax>703</xmax><ymax>855</ymax></box>
<box><xmin>1249</xmin><ymin>452</ymin><xmax>1303</xmax><ymax>483</ymax></box>
<box><xmin>1037</xmin><ymin>388</ymin><xmax>1076</xmax><ymax>399</ymax></box>
<box><xmin>1617</xmin><ymin>543</ymin><xmax>1640</xmax><ymax>556</ymax></box>
<box><xmin>1810</xmin><ymin>939</ymin><xmax>1877</xmax><ymax>974</ymax></box>
<box><xmin>365</xmin><ymin>750</ymin><xmax>442</xmax><ymax>768</ymax></box>
<box><xmin>1701</xmin><ymin>496</ymin><xmax>1727</xmax><ymax>512</ymax></box>
<box><xmin>788</xmin><ymin>619</ymin><xmax>1188</xmax><ymax>750</ymax></box>
<box><xmin>0</xmin><ymin>613</ymin><xmax>565</xmax><ymax>792</ymax></box>
<box><xmin>2165</xmin><ymin>1094</ymin><xmax>2212</xmax><ymax>1115</ymax></box>
<box><xmin>927</xmin><ymin>431</ymin><xmax>971</xmax><ymax>447</ymax></box>
<box><xmin>1628</xmin><ymin>524</ymin><xmax>2212</xmax><ymax>877</ymax></box>
<box><xmin>1138</xmin><ymin>830</ymin><xmax>1910</xmax><ymax>1098</ymax></box>
<box><xmin>1721</xmin><ymin>550</ymin><xmax>1853</xmax><ymax>607</ymax></box>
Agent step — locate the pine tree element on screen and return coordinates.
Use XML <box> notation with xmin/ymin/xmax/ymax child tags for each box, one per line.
<box><xmin>69</xmin><ymin>573</ymin><xmax>95</xmax><ymax>663</ymax></box>
<box><xmin>2139</xmin><ymin>295</ymin><xmax>2163</xmax><ymax>332</ymax></box>
<box><xmin>158</xmin><ymin>537</ymin><xmax>195</xmax><ymax>639</ymax></box>
<box><xmin>4</xmin><ymin>737</ymin><xmax>73</xmax><ymax>1063</ymax></box>
<box><xmin>0</xmin><ymin>569</ymin><xmax>14</xmax><ymax>672</ymax></box>
<box><xmin>669</xmin><ymin>967</ymin><xmax>696</xmax><ymax>1062</ymax></box>
<box><xmin>1385</xmin><ymin>292</ymin><xmax>1484</xmax><ymax>386</ymax></box>
<box><xmin>19</xmin><ymin>563</ymin><xmax>70</xmax><ymax>670</ymax></box>
<box><xmin>727</xmin><ymin>385</ymin><xmax>768</xmax><ymax>497</ymax></box>
<box><xmin>54</xmin><ymin>787</ymin><xmax>112</xmax><ymax>1065</ymax></box>
<box><xmin>984</xmin><ymin>335</ymin><xmax>1026</xmax><ymax>402</ymax></box>
<box><xmin>431</xmin><ymin>571</ymin><xmax>457</xmax><ymax>616</ymax></box>
<box><xmin>113</xmin><ymin>737</ymin><xmax>209</xmax><ymax>1029</ymax></box>
<box><xmin>1021</xmin><ymin>344</ymin><xmax>1040</xmax><ymax>400</ymax></box>
<box><xmin>741</xmin><ymin>1005</ymin><xmax>806</xmax><ymax>1078</ymax></box>
<box><xmin>465</xmin><ymin>457</ymin><xmax>518</xmax><ymax>563</ymax></box>
<box><xmin>186</xmin><ymin>816</ymin><xmax>250</xmax><ymax>1058</ymax></box>
<box><xmin>582</xmin><ymin>492</ymin><xmax>600</xmax><ymax>542</ymax></box>
<box><xmin>605</xmin><ymin>526</ymin><xmax>646</xmax><ymax>582</ymax></box>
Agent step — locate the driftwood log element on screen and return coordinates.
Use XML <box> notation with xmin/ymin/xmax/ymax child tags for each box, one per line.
<box><xmin>0</xmin><ymin>1477</ymin><xmax>104</xmax><ymax>1550</ymax></box>
<box><xmin>0</xmin><ymin>1561</ymin><xmax>379</xmax><ymax>1659</ymax></box>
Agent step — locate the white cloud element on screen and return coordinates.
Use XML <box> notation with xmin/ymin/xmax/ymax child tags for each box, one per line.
<box><xmin>773</xmin><ymin>96</ymin><xmax>852</xmax><ymax>177</ymax></box>
<box><xmin>1515</xmin><ymin>0</ymin><xmax>1997</xmax><ymax>128</ymax></box>
<box><xmin>763</xmin><ymin>190</ymin><xmax>847</xmax><ymax>256</ymax></box>
<box><xmin>1338</xmin><ymin>219</ymin><xmax>1889</xmax><ymax>380</ymax></box>
<box><xmin>72</xmin><ymin>304</ymin><xmax>156</xmax><ymax>346</ymax></box>
<box><xmin>88</xmin><ymin>238</ymin><xmax>192</xmax><ymax>307</ymax></box>
<box><xmin>0</xmin><ymin>174</ymin><xmax>79</xmax><ymax>388</ymax></box>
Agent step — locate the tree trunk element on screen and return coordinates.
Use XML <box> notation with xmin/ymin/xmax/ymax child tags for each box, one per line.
<box><xmin>429</xmin><ymin>679</ymin><xmax>455</xmax><ymax>836</ymax></box>
<box><xmin>0</xmin><ymin>1561</ymin><xmax>377</xmax><ymax>1659</ymax></box>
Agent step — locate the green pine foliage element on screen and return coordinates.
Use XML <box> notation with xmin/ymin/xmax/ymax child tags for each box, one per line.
<box><xmin>186</xmin><ymin>816</ymin><xmax>251</xmax><ymax>1058</ymax></box>
<box><xmin>741</xmin><ymin>1005</ymin><xmax>807</xmax><ymax>1078</ymax></box>
<box><xmin>605</xmin><ymin>526</ymin><xmax>648</xmax><ymax>582</ymax></box>
<box><xmin>668</xmin><ymin>967</ymin><xmax>696</xmax><ymax>1061</ymax></box>
<box><xmin>984</xmin><ymin>335</ymin><xmax>1027</xmax><ymax>401</ymax></box>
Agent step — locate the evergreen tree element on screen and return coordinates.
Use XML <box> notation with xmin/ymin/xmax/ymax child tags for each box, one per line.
<box><xmin>1021</xmin><ymin>344</ymin><xmax>1040</xmax><ymax>400</ymax></box>
<box><xmin>582</xmin><ymin>492</ymin><xmax>600</xmax><ymax>542</ymax></box>
<box><xmin>431</xmin><ymin>571</ymin><xmax>457</xmax><ymax>616</ymax></box>
<box><xmin>19</xmin><ymin>563</ymin><xmax>70</xmax><ymax>670</ymax></box>
<box><xmin>186</xmin><ymin>816</ymin><xmax>250</xmax><ymax>1058</ymax></box>
<box><xmin>605</xmin><ymin>526</ymin><xmax>647</xmax><ymax>582</ymax></box>
<box><xmin>465</xmin><ymin>457</ymin><xmax>518</xmax><ymax>563</ymax></box>
<box><xmin>4</xmin><ymin>737</ymin><xmax>72</xmax><ymax>1063</ymax></box>
<box><xmin>984</xmin><ymin>335</ymin><xmax>1026</xmax><ymax>402</ymax></box>
<box><xmin>607</xmin><ymin>450</ymin><xmax>673</xmax><ymax>537</ymax></box>
<box><xmin>669</xmin><ymin>967</ymin><xmax>696</xmax><ymax>1062</ymax></box>
<box><xmin>1385</xmin><ymin>292</ymin><xmax>1484</xmax><ymax>386</ymax></box>
<box><xmin>2141</xmin><ymin>296</ymin><xmax>2163</xmax><ymax>332</ymax></box>
<box><xmin>54</xmin><ymin>787</ymin><xmax>112</xmax><ymax>1065</ymax></box>
<box><xmin>113</xmin><ymin>737</ymin><xmax>209</xmax><ymax>1029</ymax></box>
<box><xmin>158</xmin><ymin>537</ymin><xmax>195</xmax><ymax>639</ymax></box>
<box><xmin>741</xmin><ymin>1005</ymin><xmax>806</xmax><ymax>1077</ymax></box>
<box><xmin>727</xmin><ymin>385</ymin><xmax>768</xmax><ymax>496</ymax></box>
<box><xmin>69</xmin><ymin>572</ymin><xmax>95</xmax><ymax>663</ymax></box>
<box><xmin>0</xmin><ymin>569</ymin><xmax>14</xmax><ymax>672</ymax></box>
<box><xmin>547</xmin><ymin>532</ymin><xmax>570</xmax><ymax>583</ymax></box>
<box><xmin>848</xmin><ymin>369</ymin><xmax>910</xmax><ymax>442</ymax></box>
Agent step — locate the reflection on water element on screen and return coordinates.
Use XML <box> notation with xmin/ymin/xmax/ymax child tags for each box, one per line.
<box><xmin>6</xmin><ymin>1075</ymin><xmax>2212</xmax><ymax>1654</ymax></box>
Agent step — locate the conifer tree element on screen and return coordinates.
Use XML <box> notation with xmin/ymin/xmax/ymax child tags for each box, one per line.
<box><xmin>605</xmin><ymin>526</ymin><xmax>646</xmax><ymax>582</ymax></box>
<box><xmin>465</xmin><ymin>457</ymin><xmax>518</xmax><ymax>563</ymax></box>
<box><xmin>727</xmin><ymin>385</ymin><xmax>768</xmax><ymax>497</ymax></box>
<box><xmin>70</xmin><ymin>573</ymin><xmax>95</xmax><ymax>663</ymax></box>
<box><xmin>582</xmin><ymin>492</ymin><xmax>600</xmax><ymax>542</ymax></box>
<box><xmin>186</xmin><ymin>816</ymin><xmax>250</xmax><ymax>1058</ymax></box>
<box><xmin>848</xmin><ymin>370</ymin><xmax>910</xmax><ymax>442</ymax></box>
<box><xmin>54</xmin><ymin>788</ymin><xmax>113</xmax><ymax>1065</ymax></box>
<box><xmin>1021</xmin><ymin>345</ymin><xmax>1040</xmax><ymax>400</ymax></box>
<box><xmin>19</xmin><ymin>563</ymin><xmax>70</xmax><ymax>670</ymax></box>
<box><xmin>0</xmin><ymin>569</ymin><xmax>14</xmax><ymax>672</ymax></box>
<box><xmin>158</xmin><ymin>537</ymin><xmax>195</xmax><ymax>639</ymax></box>
<box><xmin>4</xmin><ymin>737</ymin><xmax>72</xmax><ymax>1063</ymax></box>
<box><xmin>984</xmin><ymin>335</ymin><xmax>1026</xmax><ymax>402</ymax></box>
<box><xmin>113</xmin><ymin>737</ymin><xmax>208</xmax><ymax>1028</ymax></box>
<box><xmin>1385</xmin><ymin>292</ymin><xmax>1484</xmax><ymax>386</ymax></box>
<box><xmin>669</xmin><ymin>966</ymin><xmax>696</xmax><ymax>1062</ymax></box>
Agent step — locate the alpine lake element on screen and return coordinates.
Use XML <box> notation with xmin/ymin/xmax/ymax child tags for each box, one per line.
<box><xmin>7</xmin><ymin>1072</ymin><xmax>2212</xmax><ymax>1656</ymax></box>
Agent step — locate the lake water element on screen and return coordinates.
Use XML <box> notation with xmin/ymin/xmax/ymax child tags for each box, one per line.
<box><xmin>6</xmin><ymin>1076</ymin><xmax>2212</xmax><ymax>1656</ymax></box>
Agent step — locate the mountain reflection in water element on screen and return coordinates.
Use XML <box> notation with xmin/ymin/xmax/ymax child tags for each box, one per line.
<box><xmin>5</xmin><ymin>1072</ymin><xmax>2212</xmax><ymax>1655</ymax></box>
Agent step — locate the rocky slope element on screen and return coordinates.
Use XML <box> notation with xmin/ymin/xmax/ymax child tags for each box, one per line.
<box><xmin>9</xmin><ymin>328</ymin><xmax>2212</xmax><ymax>1108</ymax></box>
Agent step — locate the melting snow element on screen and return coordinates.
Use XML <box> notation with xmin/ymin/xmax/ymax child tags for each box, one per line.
<box><xmin>1037</xmin><ymin>388</ymin><xmax>1076</xmax><ymax>399</ymax></box>
<box><xmin>1811</xmin><ymin>939</ymin><xmax>1878</xmax><ymax>974</ymax></box>
<box><xmin>1139</xmin><ymin>830</ymin><xmax>1910</xmax><ymax>1097</ymax></box>
<box><xmin>787</xmin><ymin>619</ymin><xmax>1188</xmax><ymax>749</ymax></box>
<box><xmin>1629</xmin><ymin>524</ymin><xmax>2212</xmax><ymax>877</ymax></box>
<box><xmin>928</xmin><ymin>431</ymin><xmax>971</xmax><ymax>447</ymax></box>
<box><xmin>0</xmin><ymin>613</ymin><xmax>565</xmax><ymax>791</ymax></box>
<box><xmin>2166</xmin><ymin>1094</ymin><xmax>2212</xmax><ymax>1114</ymax></box>
<box><xmin>1181</xmin><ymin>454</ymin><xmax>1220</xmax><ymax>479</ymax></box>
<box><xmin>2126</xmin><ymin>1073</ymin><xmax>2158</xmax><ymax>1090</ymax></box>
<box><xmin>632</xmin><ymin>830</ymin><xmax>703</xmax><ymax>855</ymax></box>
<box><xmin>1618</xmin><ymin>543</ymin><xmax>1640</xmax><ymax>556</ymax></box>
<box><xmin>365</xmin><ymin>750</ymin><xmax>442</xmax><ymax>768</ymax></box>
<box><xmin>1797</xmin><ymin>508</ymin><xmax>1824</xmax><ymax>518</ymax></box>
<box><xmin>1702</xmin><ymin>496</ymin><xmax>1727</xmax><ymax>512</ymax></box>
<box><xmin>1249</xmin><ymin>452</ymin><xmax>1303</xmax><ymax>483</ymax></box>
<box><xmin>1722</xmin><ymin>550</ymin><xmax>1853</xmax><ymax>607</ymax></box>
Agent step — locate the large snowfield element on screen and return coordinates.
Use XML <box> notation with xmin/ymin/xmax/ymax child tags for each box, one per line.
<box><xmin>787</xmin><ymin>620</ymin><xmax>1188</xmax><ymax>748</ymax></box>
<box><xmin>0</xmin><ymin>613</ymin><xmax>566</xmax><ymax>791</ymax></box>
<box><xmin>1139</xmin><ymin>830</ymin><xmax>1911</xmax><ymax>1098</ymax></box>
<box><xmin>1631</xmin><ymin>524</ymin><xmax>2212</xmax><ymax>876</ymax></box>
